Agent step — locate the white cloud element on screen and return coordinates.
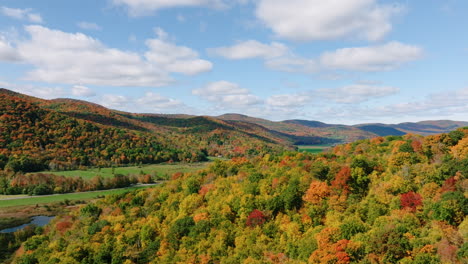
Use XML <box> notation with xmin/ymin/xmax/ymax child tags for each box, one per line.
<box><xmin>193</xmin><ymin>81</ymin><xmax>261</xmax><ymax>107</ymax></box>
<box><xmin>0</xmin><ymin>80</ymin><xmax>66</xmax><ymax>99</ymax></box>
<box><xmin>1</xmin><ymin>6</ymin><xmax>43</xmax><ymax>23</ymax></box>
<box><xmin>266</xmin><ymin>93</ymin><xmax>312</xmax><ymax>107</ymax></box>
<box><xmin>71</xmin><ymin>85</ymin><xmax>96</xmax><ymax>97</ymax></box>
<box><xmin>97</xmin><ymin>92</ymin><xmax>185</xmax><ymax>113</ymax></box>
<box><xmin>317</xmin><ymin>84</ymin><xmax>399</xmax><ymax>103</ymax></box>
<box><xmin>0</xmin><ymin>25</ymin><xmax>211</xmax><ymax>87</ymax></box>
<box><xmin>320</xmin><ymin>42</ymin><xmax>423</xmax><ymax>71</ymax></box>
<box><xmin>145</xmin><ymin>28</ymin><xmax>212</xmax><ymax>75</ymax></box>
<box><xmin>112</xmin><ymin>0</ymin><xmax>227</xmax><ymax>16</ymax></box>
<box><xmin>313</xmin><ymin>87</ymin><xmax>468</xmax><ymax>122</ymax></box>
<box><xmin>256</xmin><ymin>0</ymin><xmax>403</xmax><ymax>41</ymax></box>
<box><xmin>209</xmin><ymin>40</ymin><xmax>318</xmax><ymax>73</ymax></box>
<box><xmin>136</xmin><ymin>92</ymin><xmax>184</xmax><ymax>111</ymax></box>
<box><xmin>77</xmin><ymin>22</ymin><xmax>102</xmax><ymax>31</ymax></box>
<box><xmin>383</xmin><ymin>87</ymin><xmax>468</xmax><ymax>114</ymax></box>
<box><xmin>265</xmin><ymin>56</ymin><xmax>318</xmax><ymax>73</ymax></box>
<box><xmin>209</xmin><ymin>40</ymin><xmax>288</xmax><ymax>59</ymax></box>
<box><xmin>211</xmin><ymin>40</ymin><xmax>421</xmax><ymax>74</ymax></box>
<box><xmin>100</xmin><ymin>94</ymin><xmax>131</xmax><ymax>109</ymax></box>
<box><xmin>0</xmin><ymin>36</ymin><xmax>21</xmax><ymax>61</ymax></box>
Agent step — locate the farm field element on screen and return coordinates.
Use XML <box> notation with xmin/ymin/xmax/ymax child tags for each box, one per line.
<box><xmin>0</xmin><ymin>185</ymin><xmax>155</xmax><ymax>208</ymax></box>
<box><xmin>34</xmin><ymin>162</ymin><xmax>210</xmax><ymax>180</ymax></box>
<box><xmin>296</xmin><ymin>144</ymin><xmax>332</xmax><ymax>154</ymax></box>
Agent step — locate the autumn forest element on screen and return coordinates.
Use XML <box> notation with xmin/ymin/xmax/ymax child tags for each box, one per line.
<box><xmin>0</xmin><ymin>89</ymin><xmax>467</xmax><ymax>264</ymax></box>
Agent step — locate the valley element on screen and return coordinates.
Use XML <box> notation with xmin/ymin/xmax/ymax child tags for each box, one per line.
<box><xmin>0</xmin><ymin>88</ymin><xmax>467</xmax><ymax>263</ymax></box>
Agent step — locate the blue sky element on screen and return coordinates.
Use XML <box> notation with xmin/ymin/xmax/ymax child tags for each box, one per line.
<box><xmin>0</xmin><ymin>0</ymin><xmax>467</xmax><ymax>124</ymax></box>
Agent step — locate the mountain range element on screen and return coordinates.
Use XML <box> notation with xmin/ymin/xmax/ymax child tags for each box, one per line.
<box><xmin>1</xmin><ymin>88</ymin><xmax>467</xmax><ymax>172</ymax></box>
<box><xmin>0</xmin><ymin>89</ymin><xmax>468</xmax><ymax>150</ymax></box>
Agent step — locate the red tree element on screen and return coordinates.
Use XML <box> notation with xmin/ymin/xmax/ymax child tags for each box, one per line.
<box><xmin>400</xmin><ymin>191</ymin><xmax>422</xmax><ymax>211</ymax></box>
<box><xmin>246</xmin><ymin>209</ymin><xmax>266</xmax><ymax>227</ymax></box>
<box><xmin>331</xmin><ymin>166</ymin><xmax>350</xmax><ymax>194</ymax></box>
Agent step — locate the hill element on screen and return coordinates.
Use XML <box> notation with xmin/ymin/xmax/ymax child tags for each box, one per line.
<box><xmin>218</xmin><ymin>114</ymin><xmax>376</xmax><ymax>144</ymax></box>
<box><xmin>218</xmin><ymin>114</ymin><xmax>468</xmax><ymax>144</ymax></box>
<box><xmin>355</xmin><ymin>120</ymin><xmax>468</xmax><ymax>137</ymax></box>
<box><xmin>11</xmin><ymin>128</ymin><xmax>468</xmax><ymax>263</ymax></box>
<box><xmin>1</xmin><ymin>88</ymin><xmax>467</xmax><ymax>172</ymax></box>
<box><xmin>354</xmin><ymin>124</ymin><xmax>407</xmax><ymax>137</ymax></box>
<box><xmin>0</xmin><ymin>89</ymin><xmax>291</xmax><ymax>173</ymax></box>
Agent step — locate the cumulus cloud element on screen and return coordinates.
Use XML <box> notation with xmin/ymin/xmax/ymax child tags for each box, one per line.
<box><xmin>380</xmin><ymin>87</ymin><xmax>468</xmax><ymax>114</ymax></box>
<box><xmin>208</xmin><ymin>40</ymin><xmax>288</xmax><ymax>59</ymax></box>
<box><xmin>209</xmin><ymin>40</ymin><xmax>317</xmax><ymax>73</ymax></box>
<box><xmin>100</xmin><ymin>94</ymin><xmax>131</xmax><ymax>109</ymax></box>
<box><xmin>71</xmin><ymin>85</ymin><xmax>96</xmax><ymax>97</ymax></box>
<box><xmin>265</xmin><ymin>56</ymin><xmax>318</xmax><ymax>74</ymax></box>
<box><xmin>256</xmin><ymin>0</ymin><xmax>403</xmax><ymax>41</ymax></box>
<box><xmin>136</xmin><ymin>92</ymin><xmax>184</xmax><ymax>111</ymax></box>
<box><xmin>192</xmin><ymin>81</ymin><xmax>261</xmax><ymax>108</ymax></box>
<box><xmin>0</xmin><ymin>80</ymin><xmax>66</xmax><ymax>99</ymax></box>
<box><xmin>0</xmin><ymin>36</ymin><xmax>21</xmax><ymax>62</ymax></box>
<box><xmin>320</xmin><ymin>42</ymin><xmax>423</xmax><ymax>71</ymax></box>
<box><xmin>266</xmin><ymin>93</ymin><xmax>312</xmax><ymax>107</ymax></box>
<box><xmin>145</xmin><ymin>28</ymin><xmax>213</xmax><ymax>75</ymax></box>
<box><xmin>96</xmin><ymin>92</ymin><xmax>185</xmax><ymax>113</ymax></box>
<box><xmin>112</xmin><ymin>0</ymin><xmax>228</xmax><ymax>16</ymax></box>
<box><xmin>77</xmin><ymin>22</ymin><xmax>102</xmax><ymax>31</ymax></box>
<box><xmin>1</xmin><ymin>6</ymin><xmax>43</xmax><ymax>23</ymax></box>
<box><xmin>0</xmin><ymin>25</ymin><xmax>211</xmax><ymax>87</ymax></box>
<box><xmin>211</xmin><ymin>40</ymin><xmax>421</xmax><ymax>74</ymax></box>
<box><xmin>316</xmin><ymin>84</ymin><xmax>399</xmax><ymax>103</ymax></box>
<box><xmin>313</xmin><ymin>87</ymin><xmax>468</xmax><ymax>122</ymax></box>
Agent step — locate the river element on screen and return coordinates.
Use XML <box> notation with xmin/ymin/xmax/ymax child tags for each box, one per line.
<box><xmin>0</xmin><ymin>215</ymin><xmax>55</xmax><ymax>233</ymax></box>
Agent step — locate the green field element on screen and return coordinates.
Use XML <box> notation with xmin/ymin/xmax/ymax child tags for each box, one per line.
<box><xmin>0</xmin><ymin>185</ymin><xmax>154</xmax><ymax>208</ymax></box>
<box><xmin>296</xmin><ymin>145</ymin><xmax>332</xmax><ymax>154</ymax></box>
<box><xmin>35</xmin><ymin>162</ymin><xmax>209</xmax><ymax>179</ymax></box>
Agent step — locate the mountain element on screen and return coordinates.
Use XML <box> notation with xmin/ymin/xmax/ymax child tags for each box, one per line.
<box><xmin>0</xmin><ymin>89</ymin><xmax>291</xmax><ymax>172</ymax></box>
<box><xmin>218</xmin><ymin>114</ymin><xmax>376</xmax><ymax>144</ymax></box>
<box><xmin>1</xmin><ymin>88</ymin><xmax>467</xmax><ymax>172</ymax></box>
<box><xmin>394</xmin><ymin>120</ymin><xmax>468</xmax><ymax>135</ymax></box>
<box><xmin>12</xmin><ymin>127</ymin><xmax>468</xmax><ymax>263</ymax></box>
<box><xmin>283</xmin><ymin>119</ymin><xmax>332</xmax><ymax>128</ymax></box>
<box><xmin>355</xmin><ymin>120</ymin><xmax>468</xmax><ymax>136</ymax></box>
<box><xmin>354</xmin><ymin>124</ymin><xmax>407</xmax><ymax>137</ymax></box>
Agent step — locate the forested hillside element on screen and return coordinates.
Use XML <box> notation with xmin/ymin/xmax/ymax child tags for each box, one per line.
<box><xmin>13</xmin><ymin>128</ymin><xmax>468</xmax><ymax>263</ymax></box>
<box><xmin>0</xmin><ymin>89</ymin><xmax>289</xmax><ymax>173</ymax></box>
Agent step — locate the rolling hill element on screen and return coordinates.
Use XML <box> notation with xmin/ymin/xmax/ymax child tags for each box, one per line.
<box><xmin>1</xmin><ymin>88</ymin><xmax>467</xmax><ymax>173</ymax></box>
<box><xmin>0</xmin><ymin>89</ymin><xmax>291</xmax><ymax>172</ymax></box>
<box><xmin>11</xmin><ymin>127</ymin><xmax>468</xmax><ymax>263</ymax></box>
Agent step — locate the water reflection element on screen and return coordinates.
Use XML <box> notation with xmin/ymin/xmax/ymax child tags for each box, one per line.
<box><xmin>0</xmin><ymin>216</ymin><xmax>55</xmax><ymax>233</ymax></box>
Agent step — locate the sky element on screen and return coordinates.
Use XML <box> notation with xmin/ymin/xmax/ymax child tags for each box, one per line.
<box><xmin>0</xmin><ymin>0</ymin><xmax>467</xmax><ymax>124</ymax></box>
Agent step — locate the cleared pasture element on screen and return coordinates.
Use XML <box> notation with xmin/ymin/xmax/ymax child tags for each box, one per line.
<box><xmin>35</xmin><ymin>162</ymin><xmax>209</xmax><ymax>179</ymax></box>
<box><xmin>0</xmin><ymin>185</ymin><xmax>154</xmax><ymax>208</ymax></box>
<box><xmin>296</xmin><ymin>145</ymin><xmax>332</xmax><ymax>154</ymax></box>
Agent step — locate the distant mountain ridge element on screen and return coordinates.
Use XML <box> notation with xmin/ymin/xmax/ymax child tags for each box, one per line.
<box><xmin>217</xmin><ymin>113</ymin><xmax>468</xmax><ymax>143</ymax></box>
<box><xmin>1</xmin><ymin>88</ymin><xmax>467</xmax><ymax>158</ymax></box>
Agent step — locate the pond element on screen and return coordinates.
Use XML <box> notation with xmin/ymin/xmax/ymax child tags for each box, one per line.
<box><xmin>0</xmin><ymin>215</ymin><xmax>55</xmax><ymax>233</ymax></box>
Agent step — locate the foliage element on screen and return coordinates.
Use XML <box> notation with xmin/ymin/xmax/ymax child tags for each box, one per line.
<box><xmin>400</xmin><ymin>191</ymin><xmax>422</xmax><ymax>211</ymax></box>
<box><xmin>13</xmin><ymin>128</ymin><xmax>468</xmax><ymax>264</ymax></box>
<box><xmin>246</xmin><ymin>209</ymin><xmax>266</xmax><ymax>227</ymax></box>
<box><xmin>0</xmin><ymin>91</ymin><xmax>290</xmax><ymax>175</ymax></box>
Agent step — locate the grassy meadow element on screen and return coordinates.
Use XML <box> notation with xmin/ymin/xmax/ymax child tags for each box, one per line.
<box><xmin>33</xmin><ymin>162</ymin><xmax>209</xmax><ymax>180</ymax></box>
<box><xmin>296</xmin><ymin>145</ymin><xmax>332</xmax><ymax>154</ymax></box>
<box><xmin>0</xmin><ymin>185</ymin><xmax>155</xmax><ymax>208</ymax></box>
